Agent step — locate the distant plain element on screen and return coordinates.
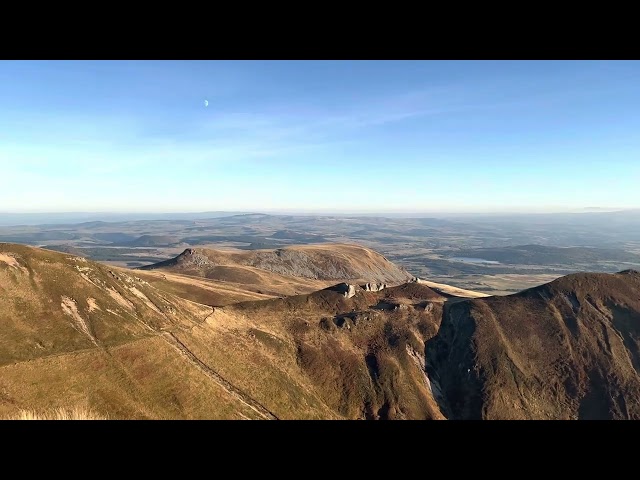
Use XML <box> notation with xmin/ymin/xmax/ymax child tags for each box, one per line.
<box><xmin>1</xmin><ymin>210</ymin><xmax>639</xmax><ymax>295</ymax></box>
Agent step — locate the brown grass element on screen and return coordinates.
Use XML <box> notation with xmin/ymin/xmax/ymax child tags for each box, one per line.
<box><xmin>0</xmin><ymin>242</ymin><xmax>447</xmax><ymax>420</ymax></box>
<box><xmin>10</xmin><ymin>407</ymin><xmax>107</xmax><ymax>420</ymax></box>
<box><xmin>142</xmin><ymin>243</ymin><xmax>413</xmax><ymax>285</ymax></box>
<box><xmin>134</xmin><ymin>268</ymin><xmax>327</xmax><ymax>306</ymax></box>
<box><xmin>414</xmin><ymin>279</ymin><xmax>489</xmax><ymax>298</ymax></box>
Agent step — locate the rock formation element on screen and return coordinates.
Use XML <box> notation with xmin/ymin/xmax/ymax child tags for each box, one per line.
<box><xmin>362</xmin><ymin>282</ymin><xmax>387</xmax><ymax>292</ymax></box>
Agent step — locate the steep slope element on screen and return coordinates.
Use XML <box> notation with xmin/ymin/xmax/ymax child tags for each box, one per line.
<box><xmin>427</xmin><ymin>269</ymin><xmax>640</xmax><ymax>419</ymax></box>
<box><xmin>132</xmin><ymin>269</ymin><xmax>284</xmax><ymax>307</ymax></box>
<box><xmin>13</xmin><ymin>242</ymin><xmax>640</xmax><ymax>420</ymax></box>
<box><xmin>141</xmin><ymin>244</ymin><xmax>413</xmax><ymax>285</ymax></box>
<box><xmin>134</xmin><ymin>265</ymin><xmax>332</xmax><ymax>307</ymax></box>
<box><xmin>0</xmin><ymin>243</ymin><xmax>266</xmax><ymax>419</ymax></box>
<box><xmin>0</xmin><ymin>244</ymin><xmax>212</xmax><ymax>363</ymax></box>
<box><xmin>0</xmin><ymin>243</ymin><xmax>444</xmax><ymax>420</ymax></box>
<box><xmin>171</xmin><ymin>281</ymin><xmax>448</xmax><ymax>419</ymax></box>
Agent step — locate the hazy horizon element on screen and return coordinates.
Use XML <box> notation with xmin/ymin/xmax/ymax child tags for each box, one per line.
<box><xmin>2</xmin><ymin>60</ymin><xmax>639</xmax><ymax>212</ymax></box>
<box><xmin>0</xmin><ymin>206</ymin><xmax>635</xmax><ymax>216</ymax></box>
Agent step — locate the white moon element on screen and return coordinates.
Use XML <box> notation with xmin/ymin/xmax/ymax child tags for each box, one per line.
<box><xmin>204</xmin><ymin>100</ymin><xmax>209</xmax><ymax>107</ymax></box>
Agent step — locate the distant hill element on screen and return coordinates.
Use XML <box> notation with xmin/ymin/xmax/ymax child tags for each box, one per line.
<box><xmin>0</xmin><ymin>231</ymin><xmax>78</xmax><ymax>243</ymax></box>
<box><xmin>125</xmin><ymin>235</ymin><xmax>180</xmax><ymax>247</ymax></box>
<box><xmin>92</xmin><ymin>232</ymin><xmax>137</xmax><ymax>244</ymax></box>
<box><xmin>141</xmin><ymin>244</ymin><xmax>413</xmax><ymax>284</ymax></box>
<box><xmin>40</xmin><ymin>244</ymin><xmax>88</xmax><ymax>257</ymax></box>
<box><xmin>446</xmin><ymin>244</ymin><xmax>640</xmax><ymax>265</ymax></box>
<box><xmin>269</xmin><ymin>230</ymin><xmax>327</xmax><ymax>242</ymax></box>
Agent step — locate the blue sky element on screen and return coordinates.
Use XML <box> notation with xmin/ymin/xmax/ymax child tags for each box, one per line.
<box><xmin>1</xmin><ymin>60</ymin><xmax>639</xmax><ymax>213</ymax></box>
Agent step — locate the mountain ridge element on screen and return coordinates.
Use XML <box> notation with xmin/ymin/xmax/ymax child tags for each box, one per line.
<box><xmin>3</xmin><ymin>242</ymin><xmax>640</xmax><ymax>420</ymax></box>
<box><xmin>0</xmin><ymin>242</ymin><xmax>445</xmax><ymax>419</ymax></box>
<box><xmin>140</xmin><ymin>244</ymin><xmax>413</xmax><ymax>284</ymax></box>
<box><xmin>427</xmin><ymin>269</ymin><xmax>640</xmax><ymax>419</ymax></box>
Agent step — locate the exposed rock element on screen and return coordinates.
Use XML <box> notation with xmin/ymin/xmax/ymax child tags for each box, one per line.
<box><xmin>319</xmin><ymin>317</ymin><xmax>336</xmax><ymax>331</ymax></box>
<box><xmin>346</xmin><ymin>284</ymin><xmax>357</xmax><ymax>298</ymax></box>
<box><xmin>618</xmin><ymin>269</ymin><xmax>639</xmax><ymax>275</ymax></box>
<box><xmin>352</xmin><ymin>312</ymin><xmax>372</xmax><ymax>324</ymax></box>
<box><xmin>142</xmin><ymin>245</ymin><xmax>413</xmax><ymax>284</ymax></box>
<box><xmin>362</xmin><ymin>282</ymin><xmax>387</xmax><ymax>292</ymax></box>
<box><xmin>334</xmin><ymin>316</ymin><xmax>353</xmax><ymax>329</ymax></box>
<box><xmin>373</xmin><ymin>300</ymin><xmax>396</xmax><ymax>311</ymax></box>
<box><xmin>327</xmin><ymin>283</ymin><xmax>357</xmax><ymax>298</ymax></box>
<box><xmin>180</xmin><ymin>249</ymin><xmax>212</xmax><ymax>268</ymax></box>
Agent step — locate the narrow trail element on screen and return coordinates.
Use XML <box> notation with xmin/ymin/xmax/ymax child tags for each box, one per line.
<box><xmin>161</xmin><ymin>331</ymin><xmax>279</xmax><ymax>420</ymax></box>
<box><xmin>201</xmin><ymin>306</ymin><xmax>216</xmax><ymax>323</ymax></box>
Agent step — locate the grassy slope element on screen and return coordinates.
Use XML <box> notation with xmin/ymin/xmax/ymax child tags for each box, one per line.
<box><xmin>0</xmin><ymin>243</ymin><xmax>265</xmax><ymax>419</ymax></box>
<box><xmin>133</xmin><ymin>267</ymin><xmax>331</xmax><ymax>307</ymax></box>
<box><xmin>6</xmin><ymin>244</ymin><xmax>640</xmax><ymax>420</ymax></box>
<box><xmin>0</xmin><ymin>243</ymin><xmax>444</xmax><ymax>419</ymax></box>
<box><xmin>12</xmin><ymin>407</ymin><xmax>107</xmax><ymax>420</ymax></box>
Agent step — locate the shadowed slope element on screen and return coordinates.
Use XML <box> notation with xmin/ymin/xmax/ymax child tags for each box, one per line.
<box><xmin>427</xmin><ymin>269</ymin><xmax>640</xmax><ymax>419</ymax></box>
<box><xmin>209</xmin><ymin>281</ymin><xmax>448</xmax><ymax>419</ymax></box>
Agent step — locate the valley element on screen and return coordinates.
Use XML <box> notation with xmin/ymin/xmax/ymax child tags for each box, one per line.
<box><xmin>2</xmin><ymin>210</ymin><xmax>640</xmax><ymax>295</ymax></box>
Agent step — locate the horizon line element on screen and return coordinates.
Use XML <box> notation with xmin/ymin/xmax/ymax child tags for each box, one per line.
<box><xmin>0</xmin><ymin>207</ymin><xmax>636</xmax><ymax>216</ymax></box>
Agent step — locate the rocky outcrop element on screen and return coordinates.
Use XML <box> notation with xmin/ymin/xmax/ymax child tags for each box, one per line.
<box><xmin>362</xmin><ymin>282</ymin><xmax>387</xmax><ymax>292</ymax></box>
<box><xmin>181</xmin><ymin>248</ymin><xmax>212</xmax><ymax>267</ymax></box>
<box><xmin>326</xmin><ymin>283</ymin><xmax>358</xmax><ymax>298</ymax></box>
<box><xmin>141</xmin><ymin>245</ymin><xmax>413</xmax><ymax>285</ymax></box>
